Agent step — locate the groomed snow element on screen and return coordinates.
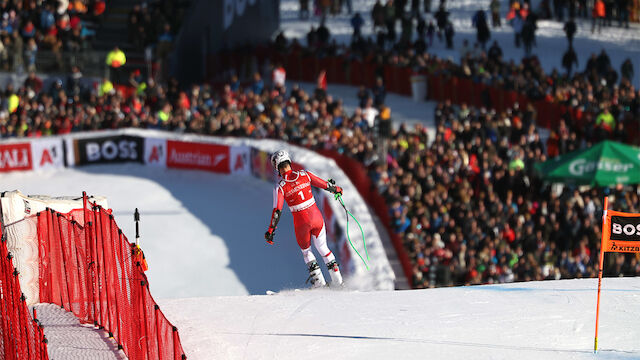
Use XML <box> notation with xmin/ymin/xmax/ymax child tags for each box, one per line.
<box><xmin>158</xmin><ymin>278</ymin><xmax>640</xmax><ymax>360</ymax></box>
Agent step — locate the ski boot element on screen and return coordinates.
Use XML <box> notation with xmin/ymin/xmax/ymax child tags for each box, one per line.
<box><xmin>306</xmin><ymin>260</ymin><xmax>327</xmax><ymax>288</ymax></box>
<box><xmin>326</xmin><ymin>260</ymin><xmax>343</xmax><ymax>286</ymax></box>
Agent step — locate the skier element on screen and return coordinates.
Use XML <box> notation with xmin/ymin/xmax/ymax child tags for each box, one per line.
<box><xmin>265</xmin><ymin>150</ymin><xmax>344</xmax><ymax>288</ymax></box>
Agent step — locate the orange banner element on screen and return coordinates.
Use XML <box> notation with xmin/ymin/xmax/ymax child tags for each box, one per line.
<box><xmin>601</xmin><ymin>210</ymin><xmax>640</xmax><ymax>253</ymax></box>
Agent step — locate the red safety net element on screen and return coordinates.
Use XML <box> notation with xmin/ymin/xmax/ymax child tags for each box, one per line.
<box><xmin>0</xmin><ymin>222</ymin><xmax>49</xmax><ymax>360</ymax></box>
<box><xmin>36</xmin><ymin>196</ymin><xmax>186</xmax><ymax>360</ymax></box>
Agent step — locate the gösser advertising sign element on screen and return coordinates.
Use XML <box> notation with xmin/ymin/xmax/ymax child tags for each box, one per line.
<box><xmin>568</xmin><ymin>158</ymin><xmax>634</xmax><ymax>176</ymax></box>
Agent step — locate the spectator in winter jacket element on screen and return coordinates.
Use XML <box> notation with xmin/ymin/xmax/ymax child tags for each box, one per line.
<box><xmin>510</xmin><ymin>11</ymin><xmax>524</xmax><ymax>48</ymax></box>
<box><xmin>596</xmin><ymin>108</ymin><xmax>615</xmax><ymax>132</ymax></box>
<box><xmin>400</xmin><ymin>12</ymin><xmax>413</xmax><ymax>44</ymax></box>
<box><xmin>521</xmin><ymin>17</ymin><xmax>536</xmax><ymax>56</ymax></box>
<box><xmin>488</xmin><ymin>41</ymin><xmax>502</xmax><ymax>62</ymax></box>
<box><xmin>444</xmin><ymin>20</ymin><xmax>454</xmax><ymax>49</ymax></box>
<box><xmin>620</xmin><ymin>58</ymin><xmax>633</xmax><ymax>82</ymax></box>
<box><xmin>351</xmin><ymin>12</ymin><xmax>364</xmax><ymax>39</ymax></box>
<box><xmin>372</xmin><ymin>77</ymin><xmax>386</xmax><ymax>106</ymax></box>
<box><xmin>472</xmin><ymin>10</ymin><xmax>490</xmax><ymax>49</ymax></box>
<box><xmin>490</xmin><ymin>0</ymin><xmax>500</xmax><ymax>27</ymax></box>
<box><xmin>426</xmin><ymin>21</ymin><xmax>436</xmax><ymax>46</ymax></box>
<box><xmin>563</xmin><ymin>17</ymin><xmax>576</xmax><ymax>46</ymax></box>
<box><xmin>591</xmin><ymin>0</ymin><xmax>605</xmax><ymax>33</ymax></box>
<box><xmin>384</xmin><ymin>0</ymin><xmax>396</xmax><ymax>41</ymax></box>
<box><xmin>616</xmin><ymin>0</ymin><xmax>629</xmax><ymax>28</ymax></box>
<box><xmin>604</xmin><ymin>0</ymin><xmax>613</xmax><ymax>26</ymax></box>
<box><xmin>372</xmin><ymin>0</ymin><xmax>385</xmax><ymax>31</ymax></box>
<box><xmin>596</xmin><ymin>50</ymin><xmax>611</xmax><ymax>76</ymax></box>
<box><xmin>416</xmin><ymin>16</ymin><xmax>426</xmax><ymax>39</ymax></box>
<box><xmin>251</xmin><ymin>72</ymin><xmax>264</xmax><ymax>95</ymax></box>
<box><xmin>435</xmin><ymin>5</ymin><xmax>449</xmax><ymax>36</ymax></box>
<box><xmin>562</xmin><ymin>46</ymin><xmax>578</xmax><ymax>77</ymax></box>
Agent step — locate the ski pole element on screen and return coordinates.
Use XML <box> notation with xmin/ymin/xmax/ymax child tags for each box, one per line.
<box><xmin>336</xmin><ymin>194</ymin><xmax>369</xmax><ymax>270</ymax></box>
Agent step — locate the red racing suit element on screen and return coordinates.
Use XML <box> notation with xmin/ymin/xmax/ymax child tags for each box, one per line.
<box><xmin>270</xmin><ymin>169</ymin><xmax>330</xmax><ymax>249</ymax></box>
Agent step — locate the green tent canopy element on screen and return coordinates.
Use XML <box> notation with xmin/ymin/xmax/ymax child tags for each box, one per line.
<box><xmin>534</xmin><ymin>140</ymin><xmax>640</xmax><ymax>186</ymax></box>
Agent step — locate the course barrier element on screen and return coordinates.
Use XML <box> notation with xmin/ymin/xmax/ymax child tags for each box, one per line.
<box><xmin>0</xmin><ymin>222</ymin><xmax>49</xmax><ymax>360</ymax></box>
<box><xmin>35</xmin><ymin>197</ymin><xmax>186</xmax><ymax>360</ymax></box>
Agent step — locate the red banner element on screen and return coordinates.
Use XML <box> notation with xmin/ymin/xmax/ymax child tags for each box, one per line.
<box><xmin>166</xmin><ymin>140</ymin><xmax>230</xmax><ymax>173</ymax></box>
<box><xmin>0</xmin><ymin>143</ymin><xmax>32</xmax><ymax>172</ymax></box>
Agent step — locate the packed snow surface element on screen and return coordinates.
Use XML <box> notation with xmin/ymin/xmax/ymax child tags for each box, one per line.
<box><xmin>5</xmin><ymin>165</ymin><xmax>640</xmax><ymax>360</ymax></box>
<box><xmin>158</xmin><ymin>278</ymin><xmax>640</xmax><ymax>360</ymax></box>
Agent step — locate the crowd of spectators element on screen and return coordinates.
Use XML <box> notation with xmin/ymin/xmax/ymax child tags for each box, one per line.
<box><xmin>0</xmin><ymin>0</ymin><xmax>105</xmax><ymax>73</ymax></box>
<box><xmin>290</xmin><ymin>0</ymin><xmax>639</xmax><ymax>147</ymax></box>
<box><xmin>0</xmin><ymin>0</ymin><xmax>638</xmax><ymax>289</ymax></box>
<box><xmin>0</xmin><ymin>66</ymin><xmax>638</xmax><ymax>288</ymax></box>
<box><xmin>377</xmin><ymin>101</ymin><xmax>639</xmax><ymax>287</ymax></box>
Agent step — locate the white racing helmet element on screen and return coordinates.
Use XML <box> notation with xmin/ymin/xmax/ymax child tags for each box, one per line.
<box><xmin>271</xmin><ymin>149</ymin><xmax>291</xmax><ymax>170</ymax></box>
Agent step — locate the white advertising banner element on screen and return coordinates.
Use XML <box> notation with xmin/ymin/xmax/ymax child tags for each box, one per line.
<box><xmin>230</xmin><ymin>145</ymin><xmax>250</xmax><ymax>175</ymax></box>
<box><xmin>144</xmin><ymin>137</ymin><xmax>167</xmax><ymax>167</ymax></box>
<box><xmin>65</xmin><ymin>137</ymin><xmax>76</xmax><ymax>167</ymax></box>
<box><xmin>31</xmin><ymin>138</ymin><xmax>65</xmax><ymax>171</ymax></box>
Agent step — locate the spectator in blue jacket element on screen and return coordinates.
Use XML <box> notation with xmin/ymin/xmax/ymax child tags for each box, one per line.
<box><xmin>351</xmin><ymin>12</ymin><xmax>364</xmax><ymax>40</ymax></box>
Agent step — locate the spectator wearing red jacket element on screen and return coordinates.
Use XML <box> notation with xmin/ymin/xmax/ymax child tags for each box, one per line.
<box><xmin>591</xmin><ymin>0</ymin><xmax>605</xmax><ymax>33</ymax></box>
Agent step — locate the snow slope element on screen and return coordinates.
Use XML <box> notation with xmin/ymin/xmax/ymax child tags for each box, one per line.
<box><xmin>158</xmin><ymin>278</ymin><xmax>640</xmax><ymax>360</ymax></box>
<box><xmin>4</xmin><ymin>163</ymin><xmax>639</xmax><ymax>360</ymax></box>
<box><xmin>0</xmin><ymin>165</ymin><xmax>312</xmax><ymax>297</ymax></box>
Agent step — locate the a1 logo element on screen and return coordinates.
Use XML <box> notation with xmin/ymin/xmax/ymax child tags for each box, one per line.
<box><xmin>149</xmin><ymin>145</ymin><xmax>163</xmax><ymax>163</ymax></box>
<box><xmin>40</xmin><ymin>147</ymin><xmax>56</xmax><ymax>166</ymax></box>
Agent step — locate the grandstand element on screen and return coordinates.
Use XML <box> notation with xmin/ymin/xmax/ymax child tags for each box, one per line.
<box><xmin>1</xmin><ymin>0</ymin><xmax>639</xmax><ymax>358</ymax></box>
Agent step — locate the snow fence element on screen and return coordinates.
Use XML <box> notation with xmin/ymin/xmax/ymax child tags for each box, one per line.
<box><xmin>0</xmin><ymin>219</ymin><xmax>49</xmax><ymax>360</ymax></box>
<box><xmin>35</xmin><ymin>201</ymin><xmax>186</xmax><ymax>360</ymax></box>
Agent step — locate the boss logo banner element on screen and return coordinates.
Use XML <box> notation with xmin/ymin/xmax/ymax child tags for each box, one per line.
<box><xmin>610</xmin><ymin>216</ymin><xmax>640</xmax><ymax>241</ymax></box>
<box><xmin>75</xmin><ymin>136</ymin><xmax>144</xmax><ymax>165</ymax></box>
